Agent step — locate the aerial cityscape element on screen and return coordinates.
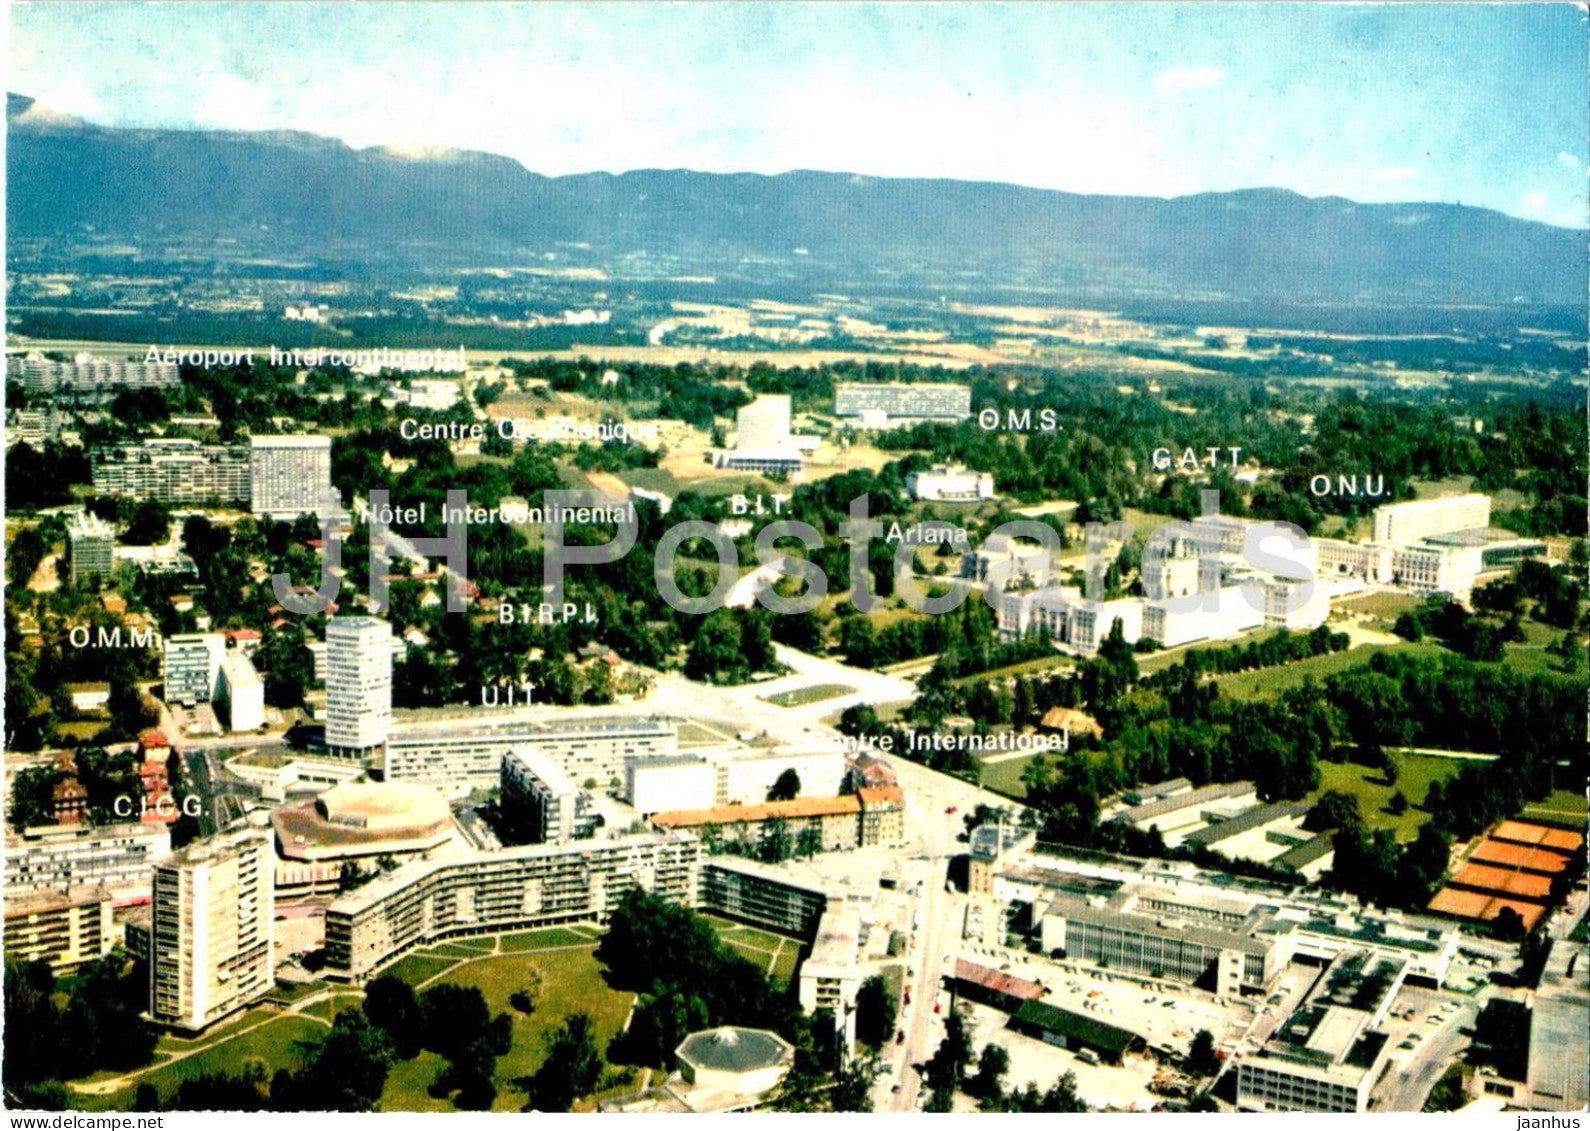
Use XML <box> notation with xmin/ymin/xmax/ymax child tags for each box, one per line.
<box><xmin>3</xmin><ymin>1</ymin><xmax>1587</xmax><ymax>1119</ymax></box>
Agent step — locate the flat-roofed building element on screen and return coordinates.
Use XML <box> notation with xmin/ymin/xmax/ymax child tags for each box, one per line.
<box><xmin>66</xmin><ymin>511</ymin><xmax>116</xmax><ymax>582</ymax></box>
<box><xmin>833</xmin><ymin>381</ymin><xmax>972</xmax><ymax>427</ymax></box>
<box><xmin>163</xmin><ymin>633</ymin><xmax>225</xmax><ymax>706</ymax></box>
<box><xmin>323</xmin><ymin>833</ymin><xmax>701</xmax><ymax>981</ymax></box>
<box><xmin>249</xmin><ymin>434</ymin><xmax>337</xmax><ymax>520</ymax></box>
<box><xmin>8</xmin><ymin>353</ymin><xmax>180</xmax><ymax>398</ymax></box>
<box><xmin>325</xmin><ymin>617</ymin><xmax>392</xmax><ymax>755</ymax></box>
<box><xmin>650</xmin><ymin>790</ymin><xmax>902</xmax><ymax>854</ymax></box>
<box><xmin>150</xmin><ymin>830</ymin><xmax>274</xmax><ymax>1032</ymax></box>
<box><xmin>698</xmin><ymin>856</ymin><xmax>831</xmax><ymax>938</ymax></box>
<box><xmin>1372</xmin><ymin>494</ymin><xmax>1491</xmax><ymax>546</ymax></box>
<box><xmin>798</xmin><ymin>910</ymin><xmax>863</xmax><ymax>1049</ymax></box>
<box><xmin>1235</xmin><ymin>950</ymin><xmax>1404</xmax><ymax>1113</ymax></box>
<box><xmin>907</xmin><ymin>464</ymin><xmax>994</xmax><ymax>503</ymax></box>
<box><xmin>5</xmin><ymin>821</ymin><xmax>172</xmax><ymax>900</ymax></box>
<box><xmin>3</xmin><ymin>886</ymin><xmax>116</xmax><ymax>972</ymax></box>
<box><xmin>91</xmin><ymin>439</ymin><xmax>250</xmax><ymax>504</ymax></box>
<box><xmin>625</xmin><ymin>756</ymin><xmax>718</xmax><ymax>815</ymax></box>
<box><xmin>217</xmin><ymin>650</ymin><xmax>265</xmax><ymax>732</ymax></box>
<box><xmin>501</xmin><ymin>747</ymin><xmax>595</xmax><ymax>845</ymax></box>
<box><xmin>996</xmin><ymin>585</ymin><xmax>1144</xmax><ymax>654</ymax></box>
<box><xmin>1526</xmin><ymin>940</ymin><xmax>1589</xmax><ymax>1112</ymax></box>
<box><xmin>716</xmin><ymin>748</ymin><xmax>847</xmax><ymax>807</ymax></box>
<box><xmin>1040</xmin><ymin>893</ymin><xmax>1288</xmax><ymax>997</ymax></box>
<box><xmin>385</xmin><ymin>716</ymin><xmax>678</xmax><ymax>795</ymax></box>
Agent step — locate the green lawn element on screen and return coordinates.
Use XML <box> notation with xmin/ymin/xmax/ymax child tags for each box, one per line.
<box><xmin>79</xmin><ymin>1013</ymin><xmax>327</xmax><ymax>1110</ymax></box>
<box><xmin>382</xmin><ymin>953</ymin><xmax>459</xmax><ymax>987</ymax></box>
<box><xmin>497</xmin><ymin>927</ymin><xmax>594</xmax><ymax>952</ymax></box>
<box><xmin>978</xmin><ymin>753</ymin><xmax>1044</xmax><ymax>799</ymax></box>
<box><xmin>1522</xmin><ymin>789</ymin><xmax>1588</xmax><ymax>823</ymax></box>
<box><xmin>1213</xmin><ymin>642</ymin><xmax>1447</xmax><ymax>701</ymax></box>
<box><xmin>1310</xmin><ymin>753</ymin><xmax>1470</xmax><ymax>841</ymax></box>
<box><xmin>703</xmin><ymin>914</ymin><xmax>805</xmax><ymax>987</ymax></box>
<box><xmin>762</xmin><ymin>683</ymin><xmax>854</xmax><ymax>707</ymax></box>
<box><xmin>381</xmin><ymin>944</ymin><xmax>635</xmax><ymax>1113</ymax></box>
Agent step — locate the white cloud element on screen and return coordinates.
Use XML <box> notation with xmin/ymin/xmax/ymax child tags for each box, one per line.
<box><xmin>1557</xmin><ymin>151</ymin><xmax>1581</xmax><ymax>170</ymax></box>
<box><xmin>1372</xmin><ymin>166</ymin><xmax>1418</xmax><ymax>184</ymax></box>
<box><xmin>1153</xmin><ymin>66</ymin><xmax>1226</xmax><ymax>96</ymax></box>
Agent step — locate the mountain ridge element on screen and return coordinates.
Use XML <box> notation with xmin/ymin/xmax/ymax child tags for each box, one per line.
<box><xmin>7</xmin><ymin>92</ymin><xmax>1582</xmax><ymax>307</ymax></box>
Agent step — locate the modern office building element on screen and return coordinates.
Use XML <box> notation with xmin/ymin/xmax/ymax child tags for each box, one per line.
<box><xmin>2</xmin><ymin>886</ymin><xmax>117</xmax><ymax>973</ymax></box>
<box><xmin>906</xmin><ymin>464</ymin><xmax>995</xmax><ymax>503</ymax></box>
<box><xmin>718</xmin><ymin>749</ymin><xmax>848</xmax><ymax>806</ymax></box>
<box><xmin>712</xmin><ymin>395</ymin><xmax>805</xmax><ymax>475</ymax></box>
<box><xmin>7</xmin><ymin>353</ymin><xmax>181</xmax><ymax>398</ymax></box>
<box><xmin>384</xmin><ymin>716</ymin><xmax>678</xmax><ymax>794</ymax></box>
<box><xmin>66</xmin><ymin>511</ymin><xmax>116</xmax><ymax>582</ymax></box>
<box><xmin>1235</xmin><ymin>951</ymin><xmax>1404</xmax><ymax>1113</ymax></box>
<box><xmin>1372</xmin><ymin>494</ymin><xmax>1490</xmax><ymax>546</ymax></box>
<box><xmin>833</xmin><ymin>381</ymin><xmax>972</xmax><ymax>426</ymax></box>
<box><xmin>501</xmin><ymin>747</ymin><xmax>595</xmax><ymax>845</ymax></box>
<box><xmin>150</xmin><ymin>830</ymin><xmax>275</xmax><ymax>1032</ymax></box>
<box><xmin>798</xmin><ymin>910</ymin><xmax>864</xmax><ymax>1050</ymax></box>
<box><xmin>325</xmin><ymin>617</ymin><xmax>393</xmax><ymax>755</ymax></box>
<box><xmin>90</xmin><ymin>439</ymin><xmax>250</xmax><ymax>504</ymax></box>
<box><xmin>249</xmin><ymin>434</ymin><xmax>337</xmax><ymax>520</ymax></box>
<box><xmin>697</xmin><ymin>856</ymin><xmax>833</xmax><ymax>937</ymax></box>
<box><xmin>162</xmin><ymin>633</ymin><xmax>226</xmax><ymax>707</ymax></box>
<box><xmin>1040</xmin><ymin>892</ymin><xmax>1290</xmax><ymax>997</ymax></box>
<box><xmin>216</xmin><ymin>650</ymin><xmax>265</xmax><ymax>731</ymax></box>
<box><xmin>625</xmin><ymin>756</ymin><xmax>722</xmax><ymax>815</ymax></box>
<box><xmin>4</xmin><ymin>821</ymin><xmax>173</xmax><ymax>900</ymax></box>
<box><xmin>323</xmin><ymin>833</ymin><xmax>701</xmax><ymax>980</ymax></box>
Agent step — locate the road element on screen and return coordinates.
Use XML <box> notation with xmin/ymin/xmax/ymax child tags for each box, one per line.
<box><xmin>1372</xmin><ymin>998</ymin><xmax>1480</xmax><ymax>1112</ymax></box>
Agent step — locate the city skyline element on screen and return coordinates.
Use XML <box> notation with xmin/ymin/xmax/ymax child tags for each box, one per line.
<box><xmin>8</xmin><ymin>2</ymin><xmax>1587</xmax><ymax>227</ymax></box>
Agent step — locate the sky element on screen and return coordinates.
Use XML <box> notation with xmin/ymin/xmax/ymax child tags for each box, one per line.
<box><xmin>8</xmin><ymin>3</ymin><xmax>1588</xmax><ymax>227</ymax></box>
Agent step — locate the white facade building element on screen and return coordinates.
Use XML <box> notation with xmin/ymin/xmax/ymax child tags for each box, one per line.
<box><xmin>249</xmin><ymin>434</ymin><xmax>337</xmax><ymax>520</ymax></box>
<box><xmin>718</xmin><ymin>749</ymin><xmax>848</xmax><ymax>807</ymax></box>
<box><xmin>906</xmin><ymin>465</ymin><xmax>995</xmax><ymax>503</ymax></box>
<box><xmin>217</xmin><ymin>650</ymin><xmax>266</xmax><ymax>732</ymax></box>
<box><xmin>626</xmin><ymin>757</ymin><xmax>720</xmax><ymax>815</ymax></box>
<box><xmin>798</xmin><ymin>910</ymin><xmax>864</xmax><ymax>1052</ymax></box>
<box><xmin>163</xmin><ymin>633</ymin><xmax>226</xmax><ymax>706</ymax></box>
<box><xmin>150</xmin><ymin>830</ymin><xmax>274</xmax><ymax>1032</ymax></box>
<box><xmin>1372</xmin><ymin>494</ymin><xmax>1490</xmax><ymax>546</ymax></box>
<box><xmin>325</xmin><ymin>617</ymin><xmax>393</xmax><ymax>753</ymax></box>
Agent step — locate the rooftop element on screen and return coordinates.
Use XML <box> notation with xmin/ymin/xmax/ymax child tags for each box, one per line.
<box><xmin>651</xmin><ymin>794</ymin><xmax>862</xmax><ymax>829</ymax></box>
<box><xmin>1011</xmin><ymin>1000</ymin><xmax>1142</xmax><ymax>1057</ymax></box>
<box><xmin>1118</xmin><ymin>780</ymin><xmax>1255</xmax><ymax>825</ymax></box>
<box><xmin>1183</xmin><ymin>801</ymin><xmax>1308</xmax><ymax>847</ymax></box>
<box><xmin>954</xmin><ymin>959</ymin><xmax>1043</xmax><ymax>1002</ymax></box>
<box><xmin>676</xmin><ymin>1027</ymin><xmax>793</xmax><ymax>1076</ymax></box>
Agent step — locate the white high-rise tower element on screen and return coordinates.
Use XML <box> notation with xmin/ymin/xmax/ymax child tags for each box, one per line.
<box><xmin>325</xmin><ymin>616</ymin><xmax>392</xmax><ymax>754</ymax></box>
<box><xmin>249</xmin><ymin>434</ymin><xmax>336</xmax><ymax>520</ymax></box>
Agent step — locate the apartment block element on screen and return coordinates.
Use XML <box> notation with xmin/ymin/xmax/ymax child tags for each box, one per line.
<box><xmin>501</xmin><ymin>747</ymin><xmax>595</xmax><ymax>844</ymax></box>
<box><xmin>66</xmin><ymin>511</ymin><xmax>116</xmax><ymax>582</ymax></box>
<box><xmin>4</xmin><ymin>821</ymin><xmax>173</xmax><ymax>899</ymax></box>
<box><xmin>323</xmin><ymin>833</ymin><xmax>701</xmax><ymax>980</ymax></box>
<box><xmin>150</xmin><ymin>830</ymin><xmax>275</xmax><ymax>1032</ymax></box>
<box><xmin>385</xmin><ymin>716</ymin><xmax>677</xmax><ymax>794</ymax></box>
<box><xmin>2</xmin><ymin>886</ymin><xmax>116</xmax><ymax>973</ymax></box>
<box><xmin>90</xmin><ymin>439</ymin><xmax>250</xmax><ymax>505</ymax></box>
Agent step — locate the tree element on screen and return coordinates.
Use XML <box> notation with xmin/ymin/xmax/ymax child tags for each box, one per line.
<box><xmin>120</xmin><ymin>500</ymin><xmax>173</xmax><ymax>546</ymax></box>
<box><xmin>364</xmin><ymin>975</ymin><xmax>423</xmax><ymax>1059</ymax></box>
<box><xmin>972</xmin><ymin>1042</ymin><xmax>1010</xmax><ymax>1099</ymax></box>
<box><xmin>767</xmin><ymin>768</ymin><xmax>802</xmax><ymax>801</ymax></box>
<box><xmin>1187</xmin><ymin>1029</ymin><xmax>1220</xmax><ymax>1076</ymax></box>
<box><xmin>854</xmin><ymin>975</ymin><xmax>898</xmax><ymax>1050</ymax></box>
<box><xmin>530</xmin><ymin>1013</ymin><xmax>602</xmax><ymax>1112</ymax></box>
<box><xmin>795</xmin><ymin>823</ymin><xmax>824</xmax><ymax>860</ymax></box>
<box><xmin>1388</xmin><ymin>790</ymin><xmax>1409</xmax><ymax>815</ymax></box>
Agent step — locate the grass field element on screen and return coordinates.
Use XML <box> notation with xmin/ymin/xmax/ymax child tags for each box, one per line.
<box><xmin>702</xmin><ymin>914</ymin><xmax>805</xmax><ymax>987</ymax></box>
<box><xmin>379</xmin><ymin>938</ymin><xmax>636</xmax><ymax>1112</ymax></box>
<box><xmin>79</xmin><ymin>1013</ymin><xmax>327</xmax><ymax>1111</ymax></box>
<box><xmin>978</xmin><ymin>753</ymin><xmax>1044</xmax><ymax>799</ymax></box>
<box><xmin>1212</xmin><ymin>642</ymin><xmax>1448</xmax><ymax>701</ymax></box>
<box><xmin>1522</xmin><ymin>789</ymin><xmax>1588</xmax><ymax>824</ymax></box>
<box><xmin>1309</xmin><ymin>753</ymin><xmax>1470</xmax><ymax>841</ymax></box>
<box><xmin>762</xmin><ymin>683</ymin><xmax>854</xmax><ymax>707</ymax></box>
<box><xmin>952</xmin><ymin>652</ymin><xmax>1076</xmax><ymax>685</ymax></box>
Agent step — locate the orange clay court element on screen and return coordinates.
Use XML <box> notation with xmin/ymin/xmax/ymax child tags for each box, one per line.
<box><xmin>1450</xmin><ymin>863</ymin><xmax>1553</xmax><ymax>901</ymax></box>
<box><xmin>1490</xmin><ymin>820</ymin><xmax>1585</xmax><ymax>854</ymax></box>
<box><xmin>1471</xmin><ymin>840</ymin><xmax>1573</xmax><ymax>875</ymax></box>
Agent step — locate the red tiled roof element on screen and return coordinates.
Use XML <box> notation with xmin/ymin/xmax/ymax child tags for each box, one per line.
<box><xmin>954</xmin><ymin>959</ymin><xmax>1043</xmax><ymax>1002</ymax></box>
